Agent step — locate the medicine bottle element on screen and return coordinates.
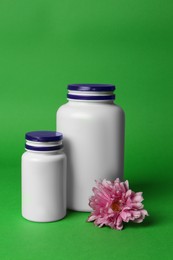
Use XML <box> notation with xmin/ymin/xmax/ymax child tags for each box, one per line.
<box><xmin>22</xmin><ymin>131</ymin><xmax>66</xmax><ymax>222</ymax></box>
<box><xmin>56</xmin><ymin>84</ymin><xmax>125</xmax><ymax>212</ymax></box>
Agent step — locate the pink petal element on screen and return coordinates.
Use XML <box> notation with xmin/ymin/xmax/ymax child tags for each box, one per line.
<box><xmin>125</xmin><ymin>189</ymin><xmax>132</xmax><ymax>198</ymax></box>
<box><xmin>132</xmin><ymin>193</ymin><xmax>144</xmax><ymax>203</ymax></box>
<box><xmin>116</xmin><ymin>216</ymin><xmax>123</xmax><ymax>230</ymax></box>
<box><xmin>124</xmin><ymin>180</ymin><xmax>129</xmax><ymax>190</ymax></box>
<box><xmin>120</xmin><ymin>211</ymin><xmax>131</xmax><ymax>222</ymax></box>
<box><xmin>88</xmin><ymin>214</ymin><xmax>97</xmax><ymax>222</ymax></box>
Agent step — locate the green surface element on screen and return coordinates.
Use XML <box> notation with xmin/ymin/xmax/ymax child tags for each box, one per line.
<box><xmin>0</xmin><ymin>0</ymin><xmax>173</xmax><ymax>259</ymax></box>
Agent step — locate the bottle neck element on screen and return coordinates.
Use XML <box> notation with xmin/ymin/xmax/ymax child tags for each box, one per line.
<box><xmin>68</xmin><ymin>99</ymin><xmax>114</xmax><ymax>105</ymax></box>
<box><xmin>26</xmin><ymin>149</ymin><xmax>63</xmax><ymax>155</ymax></box>
<box><xmin>25</xmin><ymin>140</ymin><xmax>63</xmax><ymax>153</ymax></box>
<box><xmin>67</xmin><ymin>90</ymin><xmax>115</xmax><ymax>103</ymax></box>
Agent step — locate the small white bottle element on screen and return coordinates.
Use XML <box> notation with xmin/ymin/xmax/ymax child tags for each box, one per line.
<box><xmin>22</xmin><ymin>131</ymin><xmax>66</xmax><ymax>222</ymax></box>
<box><xmin>56</xmin><ymin>84</ymin><xmax>125</xmax><ymax>212</ymax></box>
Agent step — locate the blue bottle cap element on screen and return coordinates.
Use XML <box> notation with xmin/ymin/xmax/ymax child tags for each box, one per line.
<box><xmin>68</xmin><ymin>84</ymin><xmax>116</xmax><ymax>92</ymax></box>
<box><xmin>26</xmin><ymin>131</ymin><xmax>63</xmax><ymax>142</ymax></box>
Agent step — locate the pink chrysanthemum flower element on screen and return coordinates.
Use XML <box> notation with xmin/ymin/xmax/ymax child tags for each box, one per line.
<box><xmin>88</xmin><ymin>178</ymin><xmax>148</xmax><ymax>230</ymax></box>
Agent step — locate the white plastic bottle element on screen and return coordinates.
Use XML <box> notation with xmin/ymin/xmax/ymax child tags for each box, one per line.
<box><xmin>56</xmin><ymin>84</ymin><xmax>125</xmax><ymax>212</ymax></box>
<box><xmin>22</xmin><ymin>131</ymin><xmax>66</xmax><ymax>222</ymax></box>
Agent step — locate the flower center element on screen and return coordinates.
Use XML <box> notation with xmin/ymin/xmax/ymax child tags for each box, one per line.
<box><xmin>111</xmin><ymin>201</ymin><xmax>121</xmax><ymax>212</ymax></box>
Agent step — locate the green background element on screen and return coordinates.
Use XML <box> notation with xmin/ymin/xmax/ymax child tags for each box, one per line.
<box><xmin>0</xmin><ymin>0</ymin><xmax>173</xmax><ymax>259</ymax></box>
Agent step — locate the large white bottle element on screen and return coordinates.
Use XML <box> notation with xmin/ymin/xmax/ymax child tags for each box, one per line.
<box><xmin>56</xmin><ymin>84</ymin><xmax>125</xmax><ymax>212</ymax></box>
